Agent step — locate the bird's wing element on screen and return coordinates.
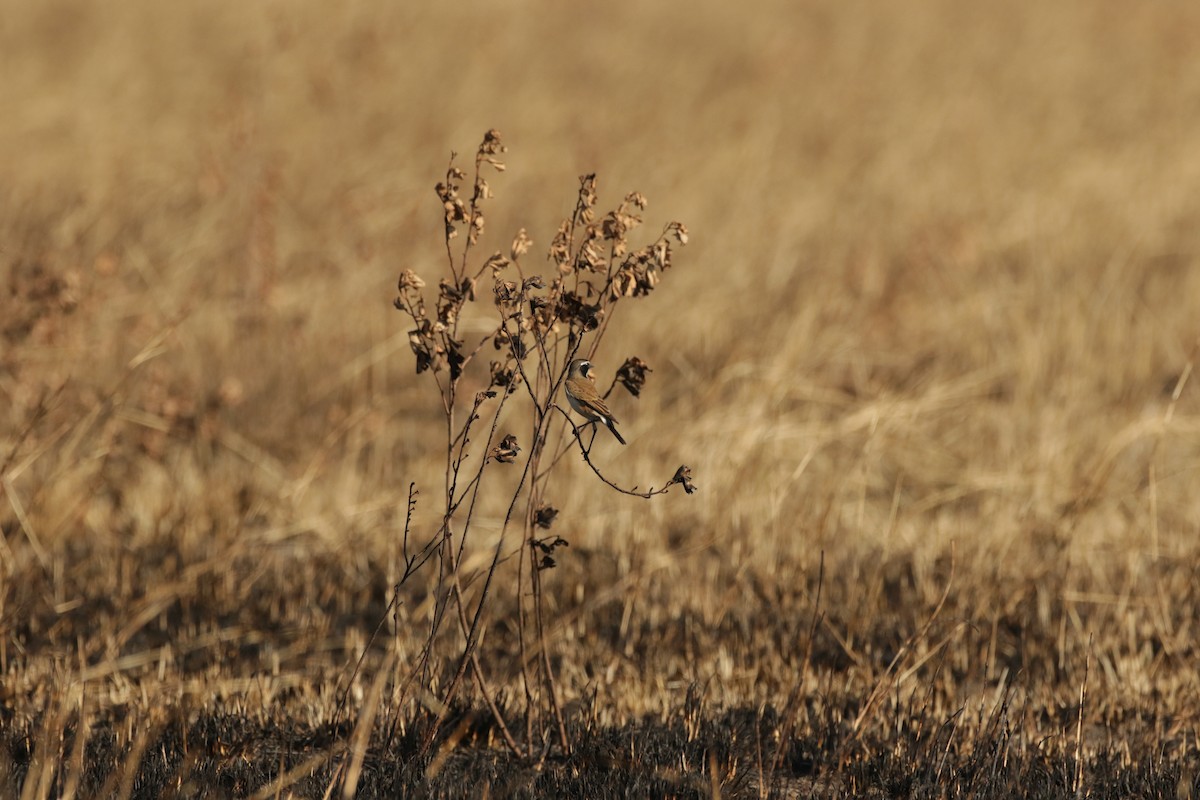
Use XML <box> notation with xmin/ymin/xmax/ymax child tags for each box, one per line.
<box><xmin>568</xmin><ymin>377</ymin><xmax>619</xmax><ymax>423</ymax></box>
<box><xmin>587</xmin><ymin>395</ymin><xmax>617</xmax><ymax>423</ymax></box>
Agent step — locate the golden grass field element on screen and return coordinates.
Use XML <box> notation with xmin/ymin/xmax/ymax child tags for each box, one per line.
<box><xmin>4</xmin><ymin>0</ymin><xmax>1200</xmax><ymax>796</ymax></box>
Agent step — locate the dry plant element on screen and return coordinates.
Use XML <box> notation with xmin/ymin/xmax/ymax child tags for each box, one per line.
<box><xmin>376</xmin><ymin>129</ymin><xmax>696</xmax><ymax>760</ymax></box>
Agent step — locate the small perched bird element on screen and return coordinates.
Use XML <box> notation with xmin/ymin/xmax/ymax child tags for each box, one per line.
<box><xmin>564</xmin><ymin>358</ymin><xmax>626</xmax><ymax>445</ymax></box>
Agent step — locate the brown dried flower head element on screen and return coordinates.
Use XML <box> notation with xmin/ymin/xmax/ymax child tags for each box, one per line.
<box><xmin>549</xmin><ymin>220</ymin><xmax>572</xmax><ymax>273</ymax></box>
<box><xmin>532</xmin><ymin>535</ymin><xmax>569</xmax><ymax>571</ymax></box>
<box><xmin>667</xmin><ymin>221</ymin><xmax>689</xmax><ymax>244</ymax></box>
<box><xmin>397</xmin><ymin>269</ymin><xmax>425</xmax><ymax>292</ymax></box>
<box><xmin>608</xmin><ymin>221</ymin><xmax>689</xmax><ymax>300</ymax></box>
<box><xmin>534</xmin><ymin>505</ymin><xmax>559</xmax><ymax>529</ymax></box>
<box><xmin>600</xmin><ymin>191</ymin><xmax>648</xmax><ymax>258</ymax></box>
<box><xmin>493</xmin><ymin>278</ymin><xmax>520</xmax><ymax>310</ymax></box>
<box><xmin>489</xmin><ymin>361</ymin><xmax>521</xmax><ymax>393</ymax></box>
<box><xmin>492</xmin><ymin>434</ymin><xmax>521</xmax><ymax>464</ymax></box>
<box><xmin>435</xmin><ymin>167</ymin><xmax>469</xmax><ymax>241</ymax></box>
<box><xmin>525</xmin><ymin>289</ymin><xmax>557</xmax><ymax>337</ymax></box>
<box><xmin>669</xmin><ymin>464</ymin><xmax>698</xmax><ymax>494</ymax></box>
<box><xmin>510</xmin><ymin>228</ymin><xmax>532</xmax><ymax>260</ymax></box>
<box><xmin>557</xmin><ymin>291</ymin><xmax>603</xmax><ymax>331</ymax></box>
<box><xmin>464</xmin><ymin>133</ymin><xmax>507</xmax><ymax>244</ymax></box>
<box><xmin>578</xmin><ymin>174</ymin><xmax>598</xmax><ymax>223</ymax></box>
<box><xmin>479</xmin><ymin>128</ymin><xmax>506</xmax><ymax>159</ymax></box>
<box><xmin>577</xmin><ymin>227</ymin><xmax>607</xmax><ymax>274</ymax></box>
<box><xmin>616</xmin><ymin>357</ymin><xmax>652</xmax><ymax>397</ymax></box>
<box><xmin>493</xmin><ymin>330</ymin><xmax>527</xmax><ymax>360</ymax></box>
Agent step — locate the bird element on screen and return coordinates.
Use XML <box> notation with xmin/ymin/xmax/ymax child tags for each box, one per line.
<box><xmin>564</xmin><ymin>358</ymin><xmax>626</xmax><ymax>445</ymax></box>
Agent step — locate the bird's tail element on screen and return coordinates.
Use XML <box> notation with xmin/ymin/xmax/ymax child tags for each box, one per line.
<box><xmin>606</xmin><ymin>419</ymin><xmax>627</xmax><ymax>445</ymax></box>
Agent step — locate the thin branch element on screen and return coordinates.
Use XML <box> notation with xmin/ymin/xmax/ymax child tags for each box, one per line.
<box><xmin>551</xmin><ymin>405</ymin><xmax>673</xmax><ymax>499</ymax></box>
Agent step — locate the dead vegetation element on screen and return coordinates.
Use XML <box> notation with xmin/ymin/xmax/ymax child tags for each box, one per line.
<box><xmin>4</xmin><ymin>0</ymin><xmax>1200</xmax><ymax>797</ymax></box>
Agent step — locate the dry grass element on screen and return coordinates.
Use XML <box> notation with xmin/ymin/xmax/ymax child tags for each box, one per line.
<box><xmin>3</xmin><ymin>0</ymin><xmax>1200</xmax><ymax>797</ymax></box>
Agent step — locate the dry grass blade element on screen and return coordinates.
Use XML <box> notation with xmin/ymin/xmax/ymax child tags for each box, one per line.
<box><xmin>850</xmin><ymin>544</ymin><xmax>956</xmax><ymax>741</ymax></box>
<box><xmin>341</xmin><ymin>651</ymin><xmax>394</xmax><ymax>799</ymax></box>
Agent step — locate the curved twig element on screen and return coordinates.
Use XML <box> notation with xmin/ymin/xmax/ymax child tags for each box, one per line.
<box><xmin>550</xmin><ymin>405</ymin><xmax>672</xmax><ymax>499</ymax></box>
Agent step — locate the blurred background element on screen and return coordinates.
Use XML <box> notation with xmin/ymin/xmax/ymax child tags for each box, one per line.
<box><xmin>4</xmin><ymin>0</ymin><xmax>1200</xmax><ymax>733</ymax></box>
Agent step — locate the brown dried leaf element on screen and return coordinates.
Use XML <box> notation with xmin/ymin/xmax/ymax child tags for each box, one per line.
<box><xmin>447</xmin><ymin>337</ymin><xmax>465</xmax><ymax>380</ymax></box>
<box><xmin>611</xmin><ymin>266</ymin><xmax>637</xmax><ymax>299</ymax></box>
<box><xmin>549</xmin><ymin>221</ymin><xmax>572</xmax><ymax>271</ymax></box>
<box><xmin>653</xmin><ymin>241</ymin><xmax>670</xmax><ymax>270</ymax></box>
<box><xmin>579</xmin><ymin>235</ymin><xmax>607</xmax><ymax>273</ymax></box>
<box><xmin>485</xmin><ymin>253</ymin><xmax>512</xmax><ymax>276</ymax></box>
<box><xmin>438</xmin><ymin>279</ymin><xmax>464</xmax><ymax>325</ymax></box>
<box><xmin>408</xmin><ymin>322</ymin><xmax>441</xmax><ymax>374</ymax></box>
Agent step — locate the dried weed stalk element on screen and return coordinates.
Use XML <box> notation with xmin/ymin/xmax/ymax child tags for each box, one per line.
<box><xmin>383</xmin><ymin>130</ymin><xmax>695</xmax><ymax>758</ymax></box>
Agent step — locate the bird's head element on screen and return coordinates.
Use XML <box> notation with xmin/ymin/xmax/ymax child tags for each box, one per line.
<box><xmin>568</xmin><ymin>359</ymin><xmax>593</xmax><ymax>379</ymax></box>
